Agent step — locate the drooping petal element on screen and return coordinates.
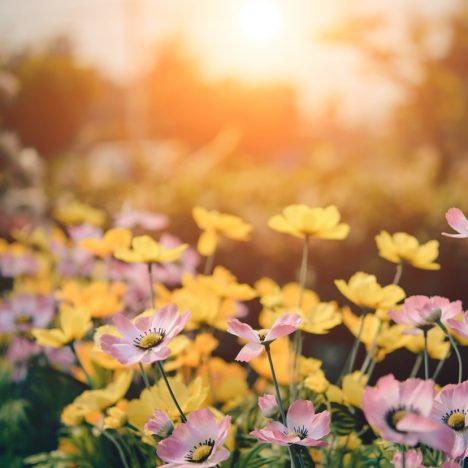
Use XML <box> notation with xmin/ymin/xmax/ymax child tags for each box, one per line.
<box><xmin>265</xmin><ymin>313</ymin><xmax>301</xmax><ymax>342</ymax></box>
<box><xmin>227</xmin><ymin>319</ymin><xmax>259</xmax><ymax>342</ymax></box>
<box><xmin>235</xmin><ymin>343</ymin><xmax>264</xmax><ymax>362</ymax></box>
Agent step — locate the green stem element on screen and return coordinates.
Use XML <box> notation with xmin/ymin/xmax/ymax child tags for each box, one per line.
<box><xmin>138</xmin><ymin>362</ymin><xmax>151</xmax><ymax>391</ymax></box>
<box><xmin>204</xmin><ymin>251</ymin><xmax>215</xmax><ymax>275</ymax></box>
<box><xmin>431</xmin><ymin>349</ymin><xmax>448</xmax><ymax>381</ymax></box>
<box><xmin>157</xmin><ymin>361</ymin><xmax>187</xmax><ymax>422</ymax></box>
<box><xmin>393</xmin><ymin>263</ymin><xmax>403</xmax><ymax>285</ymax></box>
<box><xmin>69</xmin><ymin>342</ymin><xmax>93</xmax><ymax>387</ymax></box>
<box><xmin>102</xmin><ymin>430</ymin><xmax>130</xmax><ymax>468</ymax></box>
<box><xmin>438</xmin><ymin>321</ymin><xmax>463</xmax><ymax>384</ymax></box>
<box><xmin>338</xmin><ymin>310</ymin><xmax>368</xmax><ymax>383</ymax></box>
<box><xmin>401</xmin><ymin>444</ymin><xmax>406</xmax><ymax>468</ymax></box>
<box><xmin>147</xmin><ymin>263</ymin><xmax>155</xmax><ymax>308</ymax></box>
<box><xmin>409</xmin><ymin>353</ymin><xmax>423</xmax><ymax>378</ymax></box>
<box><xmin>423</xmin><ymin>329</ymin><xmax>429</xmax><ymax>380</ymax></box>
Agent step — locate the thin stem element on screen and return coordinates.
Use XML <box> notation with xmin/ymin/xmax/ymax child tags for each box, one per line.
<box><xmin>409</xmin><ymin>353</ymin><xmax>423</xmax><ymax>378</ymax></box>
<box><xmin>138</xmin><ymin>362</ymin><xmax>151</xmax><ymax>391</ymax></box>
<box><xmin>157</xmin><ymin>361</ymin><xmax>187</xmax><ymax>422</ymax></box>
<box><xmin>290</xmin><ymin>235</ymin><xmax>309</xmax><ymax>401</ymax></box>
<box><xmin>423</xmin><ymin>330</ymin><xmax>430</xmax><ymax>380</ymax></box>
<box><xmin>204</xmin><ymin>251</ymin><xmax>215</xmax><ymax>276</ymax></box>
<box><xmin>338</xmin><ymin>310</ymin><xmax>368</xmax><ymax>383</ymax></box>
<box><xmin>366</xmin><ymin>359</ymin><xmax>377</xmax><ymax>381</ymax></box>
<box><xmin>265</xmin><ymin>343</ymin><xmax>287</xmax><ymax>424</ymax></box>
<box><xmin>432</xmin><ymin>349</ymin><xmax>449</xmax><ymax>381</ymax></box>
<box><xmin>147</xmin><ymin>263</ymin><xmax>155</xmax><ymax>308</ymax></box>
<box><xmin>102</xmin><ymin>430</ymin><xmax>130</xmax><ymax>468</ymax></box>
<box><xmin>69</xmin><ymin>342</ymin><xmax>93</xmax><ymax>387</ymax></box>
<box><xmin>401</xmin><ymin>444</ymin><xmax>406</xmax><ymax>468</ymax></box>
<box><xmin>438</xmin><ymin>321</ymin><xmax>463</xmax><ymax>384</ymax></box>
<box><xmin>393</xmin><ymin>263</ymin><xmax>403</xmax><ymax>285</ymax></box>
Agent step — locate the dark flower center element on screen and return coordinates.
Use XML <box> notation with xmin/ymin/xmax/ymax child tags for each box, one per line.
<box><xmin>385</xmin><ymin>406</ymin><xmax>418</xmax><ymax>433</ymax></box>
<box><xmin>443</xmin><ymin>410</ymin><xmax>467</xmax><ymax>432</ymax></box>
<box><xmin>133</xmin><ymin>328</ymin><xmax>166</xmax><ymax>349</ymax></box>
<box><xmin>257</xmin><ymin>329</ymin><xmax>270</xmax><ymax>342</ymax></box>
<box><xmin>186</xmin><ymin>438</ymin><xmax>215</xmax><ymax>463</ymax></box>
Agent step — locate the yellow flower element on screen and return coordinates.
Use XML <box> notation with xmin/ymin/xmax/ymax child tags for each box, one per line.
<box><xmin>304</xmin><ymin>368</ymin><xmax>329</xmax><ymax>393</ymax></box>
<box><xmin>79</xmin><ymin>228</ymin><xmax>132</xmax><ymax>257</ymax></box>
<box><xmin>166</xmin><ymin>333</ymin><xmax>219</xmax><ymax>371</ymax></box>
<box><xmin>198</xmin><ymin>357</ymin><xmax>248</xmax><ymax>410</ymax></box>
<box><xmin>115</xmin><ymin>235</ymin><xmax>187</xmax><ymax>263</ymax></box>
<box><xmin>375</xmin><ymin>231</ymin><xmax>440</xmax><ymax>270</ymax></box>
<box><xmin>268</xmin><ymin>204</ymin><xmax>349</xmax><ymax>240</ymax></box>
<box><xmin>192</xmin><ymin>206</ymin><xmax>252</xmax><ymax>256</ymax></box>
<box><xmin>103</xmin><ymin>400</ymin><xmax>128</xmax><ymax>430</ymax></box>
<box><xmin>335</xmin><ymin>272</ymin><xmax>405</xmax><ymax>310</ymax></box>
<box><xmin>405</xmin><ymin>327</ymin><xmax>449</xmax><ymax>359</ymax></box>
<box><xmin>257</xmin><ymin>279</ymin><xmax>341</xmax><ymax>335</ymax></box>
<box><xmin>326</xmin><ymin>372</ymin><xmax>367</xmax><ymax>409</ymax></box>
<box><xmin>57</xmin><ymin>281</ymin><xmax>126</xmax><ymax>318</ymax></box>
<box><xmin>32</xmin><ymin>305</ymin><xmax>92</xmax><ymax>348</ymax></box>
<box><xmin>127</xmin><ymin>376</ymin><xmax>207</xmax><ymax>429</ymax></box>
<box><xmin>61</xmin><ymin>371</ymin><xmax>133</xmax><ymax>426</ymax></box>
<box><xmin>54</xmin><ymin>201</ymin><xmax>106</xmax><ymax>227</ymax></box>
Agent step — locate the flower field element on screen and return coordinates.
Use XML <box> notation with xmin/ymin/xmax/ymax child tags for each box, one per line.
<box><xmin>1</xmin><ymin>192</ymin><xmax>467</xmax><ymax>466</ymax></box>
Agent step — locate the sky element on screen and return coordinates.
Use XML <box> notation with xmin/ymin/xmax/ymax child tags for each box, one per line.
<box><xmin>0</xmin><ymin>0</ymin><xmax>462</xmax><ymax>122</ymax></box>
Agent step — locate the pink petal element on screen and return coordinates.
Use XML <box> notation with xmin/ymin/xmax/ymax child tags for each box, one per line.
<box><xmin>113</xmin><ymin>314</ymin><xmax>141</xmax><ymax>341</ymax></box>
<box><xmin>235</xmin><ymin>343</ymin><xmax>264</xmax><ymax>362</ymax></box>
<box><xmin>101</xmin><ymin>335</ymin><xmax>146</xmax><ymax>365</ymax></box>
<box><xmin>443</xmin><ymin>208</ymin><xmax>468</xmax><ymax>238</ymax></box>
<box><xmin>227</xmin><ymin>319</ymin><xmax>259</xmax><ymax>342</ymax></box>
<box><xmin>265</xmin><ymin>313</ymin><xmax>301</xmax><ymax>341</ymax></box>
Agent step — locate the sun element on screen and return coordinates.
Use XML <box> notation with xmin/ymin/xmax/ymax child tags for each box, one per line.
<box><xmin>239</xmin><ymin>0</ymin><xmax>282</xmax><ymax>42</ymax></box>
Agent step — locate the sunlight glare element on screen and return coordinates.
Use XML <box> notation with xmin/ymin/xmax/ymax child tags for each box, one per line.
<box><xmin>239</xmin><ymin>0</ymin><xmax>282</xmax><ymax>42</ymax></box>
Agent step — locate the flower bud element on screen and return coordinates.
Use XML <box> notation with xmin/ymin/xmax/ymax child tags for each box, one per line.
<box><xmin>144</xmin><ymin>410</ymin><xmax>173</xmax><ymax>438</ymax></box>
<box><xmin>258</xmin><ymin>394</ymin><xmax>279</xmax><ymax>418</ymax></box>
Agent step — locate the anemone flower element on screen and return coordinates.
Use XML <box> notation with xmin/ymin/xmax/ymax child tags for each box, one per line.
<box><xmin>157</xmin><ymin>408</ymin><xmax>231</xmax><ymax>467</ymax></box>
<box><xmin>145</xmin><ymin>410</ymin><xmax>173</xmax><ymax>438</ymax></box>
<box><xmin>389</xmin><ymin>295</ymin><xmax>462</xmax><ymax>334</ymax></box>
<box><xmin>0</xmin><ymin>293</ymin><xmax>54</xmax><ymax>333</ymax></box>
<box><xmin>431</xmin><ymin>380</ymin><xmax>468</xmax><ymax>460</ymax></box>
<box><xmin>250</xmin><ymin>400</ymin><xmax>330</xmax><ymax>447</ymax></box>
<box><xmin>258</xmin><ymin>394</ymin><xmax>279</xmax><ymax>418</ymax></box>
<box><xmin>101</xmin><ymin>304</ymin><xmax>189</xmax><ymax>365</ymax></box>
<box><xmin>442</xmin><ymin>208</ymin><xmax>468</xmax><ymax>239</ymax></box>
<box><xmin>392</xmin><ymin>449</ymin><xmax>424</xmax><ymax>468</ymax></box>
<box><xmin>362</xmin><ymin>374</ymin><xmax>454</xmax><ymax>452</ymax></box>
<box><xmin>227</xmin><ymin>314</ymin><xmax>301</xmax><ymax>362</ymax></box>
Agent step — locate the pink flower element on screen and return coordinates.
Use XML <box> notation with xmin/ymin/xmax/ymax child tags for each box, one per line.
<box><xmin>431</xmin><ymin>381</ymin><xmax>468</xmax><ymax>460</ymax></box>
<box><xmin>145</xmin><ymin>410</ymin><xmax>173</xmax><ymax>437</ymax></box>
<box><xmin>100</xmin><ymin>304</ymin><xmax>190</xmax><ymax>365</ymax></box>
<box><xmin>389</xmin><ymin>296</ymin><xmax>462</xmax><ymax>334</ymax></box>
<box><xmin>250</xmin><ymin>400</ymin><xmax>330</xmax><ymax>447</ymax></box>
<box><xmin>258</xmin><ymin>394</ymin><xmax>279</xmax><ymax>418</ymax></box>
<box><xmin>115</xmin><ymin>210</ymin><xmax>168</xmax><ymax>231</ymax></box>
<box><xmin>392</xmin><ymin>449</ymin><xmax>424</xmax><ymax>468</ymax></box>
<box><xmin>362</xmin><ymin>374</ymin><xmax>454</xmax><ymax>451</ymax></box>
<box><xmin>227</xmin><ymin>314</ymin><xmax>301</xmax><ymax>362</ymax></box>
<box><xmin>446</xmin><ymin>311</ymin><xmax>468</xmax><ymax>339</ymax></box>
<box><xmin>0</xmin><ymin>293</ymin><xmax>54</xmax><ymax>333</ymax></box>
<box><xmin>442</xmin><ymin>208</ymin><xmax>468</xmax><ymax>239</ymax></box>
<box><xmin>156</xmin><ymin>408</ymin><xmax>231</xmax><ymax>467</ymax></box>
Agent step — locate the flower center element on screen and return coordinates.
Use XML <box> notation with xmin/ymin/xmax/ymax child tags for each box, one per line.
<box><xmin>385</xmin><ymin>406</ymin><xmax>415</xmax><ymax>433</ymax></box>
<box><xmin>186</xmin><ymin>439</ymin><xmax>215</xmax><ymax>463</ymax></box>
<box><xmin>443</xmin><ymin>410</ymin><xmax>467</xmax><ymax>431</ymax></box>
<box><xmin>257</xmin><ymin>329</ymin><xmax>270</xmax><ymax>342</ymax></box>
<box><xmin>15</xmin><ymin>314</ymin><xmax>32</xmax><ymax>325</ymax></box>
<box><xmin>133</xmin><ymin>329</ymin><xmax>166</xmax><ymax>349</ymax></box>
<box><xmin>289</xmin><ymin>425</ymin><xmax>309</xmax><ymax>439</ymax></box>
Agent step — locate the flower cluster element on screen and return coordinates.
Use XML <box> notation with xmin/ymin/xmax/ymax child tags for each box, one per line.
<box><xmin>0</xmin><ymin>203</ymin><xmax>467</xmax><ymax>467</ymax></box>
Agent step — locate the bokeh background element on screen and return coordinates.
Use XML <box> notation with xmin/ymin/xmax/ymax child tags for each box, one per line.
<box><xmin>1</xmin><ymin>0</ymin><xmax>467</xmax><ymax>382</ymax></box>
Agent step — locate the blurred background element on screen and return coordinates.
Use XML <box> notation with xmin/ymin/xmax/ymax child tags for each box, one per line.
<box><xmin>0</xmin><ymin>0</ymin><xmax>467</xmax><ymax>380</ymax></box>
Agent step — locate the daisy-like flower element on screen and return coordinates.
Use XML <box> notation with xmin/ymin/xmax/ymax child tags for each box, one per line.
<box><xmin>442</xmin><ymin>208</ymin><xmax>468</xmax><ymax>239</ymax></box>
<box><xmin>250</xmin><ymin>400</ymin><xmax>330</xmax><ymax>447</ymax></box>
<box><xmin>362</xmin><ymin>374</ymin><xmax>454</xmax><ymax>452</ymax></box>
<box><xmin>268</xmin><ymin>204</ymin><xmax>349</xmax><ymax>240</ymax></box>
<box><xmin>0</xmin><ymin>293</ymin><xmax>54</xmax><ymax>333</ymax></box>
<box><xmin>431</xmin><ymin>380</ymin><xmax>468</xmax><ymax>459</ymax></box>
<box><xmin>227</xmin><ymin>314</ymin><xmax>301</xmax><ymax>362</ymax></box>
<box><xmin>389</xmin><ymin>295</ymin><xmax>462</xmax><ymax>334</ymax></box>
<box><xmin>375</xmin><ymin>231</ymin><xmax>440</xmax><ymax>270</ymax></box>
<box><xmin>100</xmin><ymin>304</ymin><xmax>190</xmax><ymax>365</ymax></box>
<box><xmin>145</xmin><ymin>410</ymin><xmax>173</xmax><ymax>437</ymax></box>
<box><xmin>156</xmin><ymin>408</ymin><xmax>231</xmax><ymax>467</ymax></box>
